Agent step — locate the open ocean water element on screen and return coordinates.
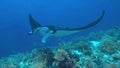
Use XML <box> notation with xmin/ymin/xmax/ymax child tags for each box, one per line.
<box><xmin>0</xmin><ymin>0</ymin><xmax>120</xmax><ymax>68</ymax></box>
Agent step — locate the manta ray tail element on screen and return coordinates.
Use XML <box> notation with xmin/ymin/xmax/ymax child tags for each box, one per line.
<box><xmin>29</xmin><ymin>14</ymin><xmax>41</xmax><ymax>31</ymax></box>
<box><xmin>67</xmin><ymin>10</ymin><xmax>105</xmax><ymax>30</ymax></box>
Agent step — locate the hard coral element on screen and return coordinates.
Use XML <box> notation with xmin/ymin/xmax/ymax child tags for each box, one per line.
<box><xmin>1</xmin><ymin>63</ymin><xmax>17</xmax><ymax>68</ymax></box>
<box><xmin>53</xmin><ymin>49</ymin><xmax>75</xmax><ymax>68</ymax></box>
<box><xmin>84</xmin><ymin>59</ymin><xmax>98</xmax><ymax>68</ymax></box>
<box><xmin>89</xmin><ymin>31</ymin><xmax>104</xmax><ymax>41</ymax></box>
<box><xmin>31</xmin><ymin>62</ymin><xmax>46</xmax><ymax>68</ymax></box>
<box><xmin>103</xmin><ymin>63</ymin><xmax>119</xmax><ymax>68</ymax></box>
<box><xmin>54</xmin><ymin>49</ymin><xmax>69</xmax><ymax>61</ymax></box>
<box><xmin>112</xmin><ymin>53</ymin><xmax>120</xmax><ymax>60</ymax></box>
<box><xmin>32</xmin><ymin>48</ymin><xmax>54</xmax><ymax>66</ymax></box>
<box><xmin>98</xmin><ymin>35</ymin><xmax>119</xmax><ymax>54</ymax></box>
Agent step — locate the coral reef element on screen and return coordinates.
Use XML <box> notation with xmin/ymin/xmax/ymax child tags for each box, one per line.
<box><xmin>0</xmin><ymin>26</ymin><xmax>120</xmax><ymax>68</ymax></box>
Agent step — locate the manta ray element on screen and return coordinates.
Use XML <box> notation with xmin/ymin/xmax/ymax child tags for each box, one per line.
<box><xmin>28</xmin><ymin>10</ymin><xmax>105</xmax><ymax>43</ymax></box>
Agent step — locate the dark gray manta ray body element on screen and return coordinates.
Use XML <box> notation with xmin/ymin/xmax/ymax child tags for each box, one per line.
<box><xmin>28</xmin><ymin>10</ymin><xmax>105</xmax><ymax>43</ymax></box>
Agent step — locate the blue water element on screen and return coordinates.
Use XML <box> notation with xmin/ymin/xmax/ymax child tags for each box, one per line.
<box><xmin>0</xmin><ymin>0</ymin><xmax>120</xmax><ymax>57</ymax></box>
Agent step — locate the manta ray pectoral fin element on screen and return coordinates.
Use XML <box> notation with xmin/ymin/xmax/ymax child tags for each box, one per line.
<box><xmin>29</xmin><ymin>14</ymin><xmax>42</xmax><ymax>31</ymax></box>
<box><xmin>63</xmin><ymin>10</ymin><xmax>105</xmax><ymax>30</ymax></box>
<box><xmin>41</xmin><ymin>30</ymin><xmax>53</xmax><ymax>43</ymax></box>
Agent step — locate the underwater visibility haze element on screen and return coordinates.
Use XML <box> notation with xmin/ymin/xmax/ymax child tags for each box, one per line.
<box><xmin>0</xmin><ymin>0</ymin><xmax>120</xmax><ymax>68</ymax></box>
